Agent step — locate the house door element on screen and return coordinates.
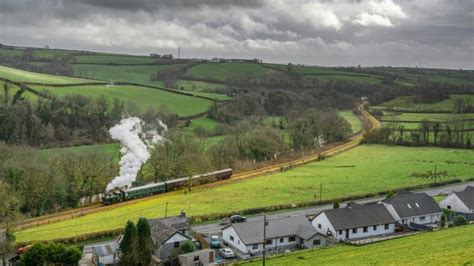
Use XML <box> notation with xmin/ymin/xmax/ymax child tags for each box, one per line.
<box><xmin>345</xmin><ymin>229</ymin><xmax>349</xmax><ymax>239</ymax></box>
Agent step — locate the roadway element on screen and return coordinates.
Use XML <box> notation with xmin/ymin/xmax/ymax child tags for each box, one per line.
<box><xmin>193</xmin><ymin>181</ymin><xmax>474</xmax><ymax>236</ymax></box>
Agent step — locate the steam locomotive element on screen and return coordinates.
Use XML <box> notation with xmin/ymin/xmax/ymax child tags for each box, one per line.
<box><xmin>101</xmin><ymin>168</ymin><xmax>233</xmax><ymax>205</ymax></box>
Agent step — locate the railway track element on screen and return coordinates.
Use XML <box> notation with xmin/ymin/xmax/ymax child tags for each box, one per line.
<box><xmin>7</xmin><ymin>103</ymin><xmax>380</xmax><ymax>231</ymax></box>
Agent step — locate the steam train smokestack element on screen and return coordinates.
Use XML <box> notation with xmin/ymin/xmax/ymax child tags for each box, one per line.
<box><xmin>106</xmin><ymin>117</ymin><xmax>167</xmax><ymax>191</ymax></box>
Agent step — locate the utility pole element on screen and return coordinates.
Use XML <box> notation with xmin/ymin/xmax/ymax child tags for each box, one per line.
<box><xmin>178</xmin><ymin>47</ymin><xmax>181</xmax><ymax>59</ymax></box>
<box><xmin>434</xmin><ymin>164</ymin><xmax>437</xmax><ymax>183</ymax></box>
<box><xmin>165</xmin><ymin>202</ymin><xmax>168</xmax><ymax>217</ymax></box>
<box><xmin>320</xmin><ymin>182</ymin><xmax>323</xmax><ymax>203</ymax></box>
<box><xmin>262</xmin><ymin>214</ymin><xmax>268</xmax><ymax>266</ymax></box>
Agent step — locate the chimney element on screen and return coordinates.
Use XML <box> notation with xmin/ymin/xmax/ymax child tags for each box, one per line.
<box><xmin>180</xmin><ymin>210</ymin><xmax>186</xmax><ymax>217</ymax></box>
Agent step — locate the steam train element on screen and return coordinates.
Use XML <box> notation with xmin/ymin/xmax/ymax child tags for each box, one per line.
<box><xmin>101</xmin><ymin>168</ymin><xmax>233</xmax><ymax>205</ymax></box>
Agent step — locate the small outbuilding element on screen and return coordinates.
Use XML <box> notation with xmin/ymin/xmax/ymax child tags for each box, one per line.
<box><xmin>178</xmin><ymin>248</ymin><xmax>215</xmax><ymax>266</ymax></box>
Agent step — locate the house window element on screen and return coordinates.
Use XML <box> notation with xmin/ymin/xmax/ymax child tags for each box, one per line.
<box><xmin>193</xmin><ymin>256</ymin><xmax>200</xmax><ymax>262</ymax></box>
<box><xmin>384</xmin><ymin>224</ymin><xmax>389</xmax><ymax>230</ymax></box>
<box><xmin>252</xmin><ymin>244</ymin><xmax>258</xmax><ymax>250</ymax></box>
<box><xmin>280</xmin><ymin>238</ymin><xmax>284</xmax><ymax>243</ymax></box>
<box><xmin>420</xmin><ymin>216</ymin><xmax>425</xmax><ymax>221</ymax></box>
<box><xmin>289</xmin><ymin>236</ymin><xmax>296</xmax><ymax>242</ymax></box>
<box><xmin>402</xmin><ymin>219</ymin><xmax>406</xmax><ymax>224</ymax></box>
<box><xmin>338</xmin><ymin>230</ymin><xmax>342</xmax><ymax>235</ymax></box>
<box><xmin>373</xmin><ymin>225</ymin><xmax>377</xmax><ymax>230</ymax></box>
<box><xmin>265</xmin><ymin>239</ymin><xmax>273</xmax><ymax>245</ymax></box>
<box><xmin>352</xmin><ymin>228</ymin><xmax>357</xmax><ymax>234</ymax></box>
<box><xmin>174</xmin><ymin>242</ymin><xmax>180</xmax><ymax>248</ymax></box>
<box><xmin>230</xmin><ymin>235</ymin><xmax>234</xmax><ymax>242</ymax></box>
<box><xmin>313</xmin><ymin>239</ymin><xmax>321</xmax><ymax>246</ymax></box>
<box><xmin>363</xmin><ymin>227</ymin><xmax>368</xmax><ymax>233</ymax></box>
<box><xmin>318</xmin><ymin>223</ymin><xmax>322</xmax><ymax>229</ymax></box>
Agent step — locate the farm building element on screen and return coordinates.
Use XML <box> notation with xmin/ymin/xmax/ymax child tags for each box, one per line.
<box><xmin>148</xmin><ymin>212</ymin><xmax>193</xmax><ymax>263</ymax></box>
<box><xmin>382</xmin><ymin>191</ymin><xmax>442</xmax><ymax>227</ymax></box>
<box><xmin>222</xmin><ymin>216</ymin><xmax>328</xmax><ymax>255</ymax></box>
<box><xmin>91</xmin><ymin>242</ymin><xmax>120</xmax><ymax>266</ymax></box>
<box><xmin>312</xmin><ymin>202</ymin><xmax>396</xmax><ymax>241</ymax></box>
<box><xmin>439</xmin><ymin>186</ymin><xmax>474</xmax><ymax>213</ymax></box>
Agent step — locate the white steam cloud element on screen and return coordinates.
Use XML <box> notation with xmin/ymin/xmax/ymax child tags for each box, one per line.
<box><xmin>106</xmin><ymin>117</ymin><xmax>167</xmax><ymax>191</ymax></box>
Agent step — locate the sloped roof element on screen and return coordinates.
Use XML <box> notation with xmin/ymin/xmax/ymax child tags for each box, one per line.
<box><xmin>158</xmin><ymin>215</ymin><xmax>190</xmax><ymax>232</ymax></box>
<box><xmin>322</xmin><ymin>202</ymin><xmax>395</xmax><ymax>230</ymax></box>
<box><xmin>227</xmin><ymin>216</ymin><xmax>320</xmax><ymax>245</ymax></box>
<box><xmin>148</xmin><ymin>218</ymin><xmax>190</xmax><ymax>245</ymax></box>
<box><xmin>93</xmin><ymin>243</ymin><xmax>119</xmax><ymax>257</ymax></box>
<box><xmin>383</xmin><ymin>191</ymin><xmax>442</xmax><ymax>218</ymax></box>
<box><xmin>455</xmin><ymin>186</ymin><xmax>474</xmax><ymax>209</ymax></box>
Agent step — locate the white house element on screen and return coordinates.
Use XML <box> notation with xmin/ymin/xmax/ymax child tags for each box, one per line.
<box><xmin>312</xmin><ymin>202</ymin><xmax>396</xmax><ymax>241</ymax></box>
<box><xmin>382</xmin><ymin>191</ymin><xmax>442</xmax><ymax>226</ymax></box>
<box><xmin>439</xmin><ymin>186</ymin><xmax>474</xmax><ymax>213</ymax></box>
<box><xmin>222</xmin><ymin>216</ymin><xmax>328</xmax><ymax>255</ymax></box>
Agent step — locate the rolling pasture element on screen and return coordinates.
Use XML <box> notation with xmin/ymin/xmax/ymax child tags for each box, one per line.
<box><xmin>0</xmin><ymin>65</ymin><xmax>93</xmax><ymax>84</ymax></box>
<box><xmin>381</xmin><ymin>112</ymin><xmax>474</xmax><ymax>129</ymax></box>
<box><xmin>184</xmin><ymin>63</ymin><xmax>269</xmax><ymax>82</ymax></box>
<box><xmin>73</xmin><ymin>55</ymin><xmax>158</xmax><ymax>65</ymax></box>
<box><xmin>242</xmin><ymin>225</ymin><xmax>474</xmax><ymax>265</ymax></box>
<box><xmin>373</xmin><ymin>94</ymin><xmax>473</xmax><ymax>112</ymax></box>
<box><xmin>31</xmin><ymin>84</ymin><xmax>212</xmax><ymax>116</ymax></box>
<box><xmin>15</xmin><ymin>144</ymin><xmax>474</xmax><ymax>242</ymax></box>
<box><xmin>338</xmin><ymin>111</ymin><xmax>363</xmax><ymax>133</ymax></box>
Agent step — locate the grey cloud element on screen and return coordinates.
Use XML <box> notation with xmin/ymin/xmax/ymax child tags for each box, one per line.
<box><xmin>0</xmin><ymin>0</ymin><xmax>472</xmax><ymax>68</ymax></box>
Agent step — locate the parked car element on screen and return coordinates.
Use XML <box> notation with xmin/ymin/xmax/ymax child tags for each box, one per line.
<box><xmin>219</xmin><ymin>248</ymin><xmax>235</xmax><ymax>259</ymax></box>
<box><xmin>219</xmin><ymin>218</ymin><xmax>229</xmax><ymax>225</ymax></box>
<box><xmin>230</xmin><ymin>215</ymin><xmax>247</xmax><ymax>223</ymax></box>
<box><xmin>210</xmin><ymin>235</ymin><xmax>221</xmax><ymax>248</ymax></box>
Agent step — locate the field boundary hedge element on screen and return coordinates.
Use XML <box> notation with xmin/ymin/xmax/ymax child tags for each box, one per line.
<box><xmin>16</xmin><ymin>179</ymin><xmax>466</xmax><ymax>245</ymax></box>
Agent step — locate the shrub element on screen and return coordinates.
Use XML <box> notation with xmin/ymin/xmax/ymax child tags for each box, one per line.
<box><xmin>454</xmin><ymin>215</ymin><xmax>467</xmax><ymax>226</ymax></box>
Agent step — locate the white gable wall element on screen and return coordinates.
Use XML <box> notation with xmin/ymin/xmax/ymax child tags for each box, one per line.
<box><xmin>164</xmin><ymin>233</ymin><xmax>190</xmax><ymax>244</ymax></box>
<box><xmin>312</xmin><ymin>212</ymin><xmax>336</xmax><ymax>237</ymax></box>
<box><xmin>222</xmin><ymin>226</ymin><xmax>248</xmax><ymax>253</ymax></box>
<box><xmin>440</xmin><ymin>194</ymin><xmax>471</xmax><ymax>213</ymax></box>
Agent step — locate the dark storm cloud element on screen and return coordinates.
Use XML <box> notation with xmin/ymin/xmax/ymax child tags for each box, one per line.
<box><xmin>0</xmin><ymin>0</ymin><xmax>472</xmax><ymax>68</ymax></box>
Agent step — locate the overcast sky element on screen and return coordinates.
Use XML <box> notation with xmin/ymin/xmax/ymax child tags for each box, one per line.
<box><xmin>0</xmin><ymin>0</ymin><xmax>472</xmax><ymax>69</ymax></box>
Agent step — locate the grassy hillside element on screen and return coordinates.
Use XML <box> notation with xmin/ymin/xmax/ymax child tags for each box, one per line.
<box><xmin>0</xmin><ymin>65</ymin><xmax>93</xmax><ymax>84</ymax></box>
<box><xmin>175</xmin><ymin>79</ymin><xmax>228</xmax><ymax>93</ymax></box>
<box><xmin>73</xmin><ymin>55</ymin><xmax>157</xmax><ymax>64</ymax></box>
<box><xmin>184</xmin><ymin>63</ymin><xmax>269</xmax><ymax>82</ymax></box>
<box><xmin>15</xmin><ymin>145</ymin><xmax>474</xmax><ymax>242</ymax></box>
<box><xmin>0</xmin><ymin>47</ymin><xmax>73</xmax><ymax>60</ymax></box>
<box><xmin>31</xmin><ymin>84</ymin><xmax>212</xmax><ymax>116</ymax></box>
<box><xmin>382</xmin><ymin>112</ymin><xmax>474</xmax><ymax>129</ymax></box>
<box><xmin>242</xmin><ymin>225</ymin><xmax>474</xmax><ymax>265</ymax></box>
<box><xmin>338</xmin><ymin>111</ymin><xmax>363</xmax><ymax>133</ymax></box>
<box><xmin>263</xmin><ymin>64</ymin><xmax>383</xmax><ymax>84</ymax></box>
<box><xmin>373</xmin><ymin>94</ymin><xmax>473</xmax><ymax>112</ymax></box>
<box><xmin>72</xmin><ymin>64</ymin><xmax>168</xmax><ymax>87</ymax></box>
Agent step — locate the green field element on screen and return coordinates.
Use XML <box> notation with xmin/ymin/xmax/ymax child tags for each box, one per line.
<box><xmin>242</xmin><ymin>225</ymin><xmax>474</xmax><ymax>265</ymax></box>
<box><xmin>390</xmin><ymin>71</ymin><xmax>474</xmax><ymax>86</ymax></box>
<box><xmin>382</xmin><ymin>112</ymin><xmax>474</xmax><ymax>129</ymax></box>
<box><xmin>184</xmin><ymin>63</ymin><xmax>269</xmax><ymax>82</ymax></box>
<box><xmin>72</xmin><ymin>64</ymin><xmax>169</xmax><ymax>87</ymax></box>
<box><xmin>262</xmin><ymin>64</ymin><xmax>383</xmax><ymax>84</ymax></box>
<box><xmin>338</xmin><ymin>111</ymin><xmax>363</xmax><ymax>133</ymax></box>
<box><xmin>73</xmin><ymin>55</ymin><xmax>157</xmax><ymax>64</ymax></box>
<box><xmin>15</xmin><ymin>145</ymin><xmax>474</xmax><ymax>242</ymax></box>
<box><xmin>187</xmin><ymin>117</ymin><xmax>220</xmax><ymax>132</ymax></box>
<box><xmin>0</xmin><ymin>47</ymin><xmax>73</xmax><ymax>60</ymax></box>
<box><xmin>32</xmin><ymin>84</ymin><xmax>212</xmax><ymax>116</ymax></box>
<box><xmin>0</xmin><ymin>65</ymin><xmax>93</xmax><ymax>84</ymax></box>
<box><xmin>374</xmin><ymin>94</ymin><xmax>474</xmax><ymax>112</ymax></box>
<box><xmin>175</xmin><ymin>79</ymin><xmax>228</xmax><ymax>95</ymax></box>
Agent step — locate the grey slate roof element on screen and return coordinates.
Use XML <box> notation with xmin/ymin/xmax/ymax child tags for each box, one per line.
<box><xmin>228</xmin><ymin>216</ymin><xmax>320</xmax><ymax>245</ymax></box>
<box><xmin>321</xmin><ymin>202</ymin><xmax>395</xmax><ymax>230</ymax></box>
<box><xmin>148</xmin><ymin>217</ymin><xmax>190</xmax><ymax>246</ymax></box>
<box><xmin>383</xmin><ymin>191</ymin><xmax>442</xmax><ymax>218</ymax></box>
<box><xmin>455</xmin><ymin>186</ymin><xmax>474</xmax><ymax>209</ymax></box>
<box><xmin>158</xmin><ymin>215</ymin><xmax>190</xmax><ymax>232</ymax></box>
<box><xmin>93</xmin><ymin>243</ymin><xmax>119</xmax><ymax>257</ymax></box>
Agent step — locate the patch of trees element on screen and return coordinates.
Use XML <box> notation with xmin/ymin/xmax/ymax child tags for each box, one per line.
<box><xmin>151</xmin><ymin>63</ymin><xmax>196</xmax><ymax>85</ymax></box>
<box><xmin>413</xmin><ymin>83</ymin><xmax>449</xmax><ymax>104</ymax></box>
<box><xmin>363</xmin><ymin>120</ymin><xmax>472</xmax><ymax>149</ymax></box>
<box><xmin>20</xmin><ymin>242</ymin><xmax>82</xmax><ymax>266</ymax></box>
<box><xmin>0</xmin><ymin>49</ymin><xmax>73</xmax><ymax>76</ymax></box>
<box><xmin>0</xmin><ymin>143</ymin><xmax>116</xmax><ymax>218</ymax></box>
<box><xmin>119</xmin><ymin>218</ymin><xmax>154</xmax><ymax>266</ymax></box>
